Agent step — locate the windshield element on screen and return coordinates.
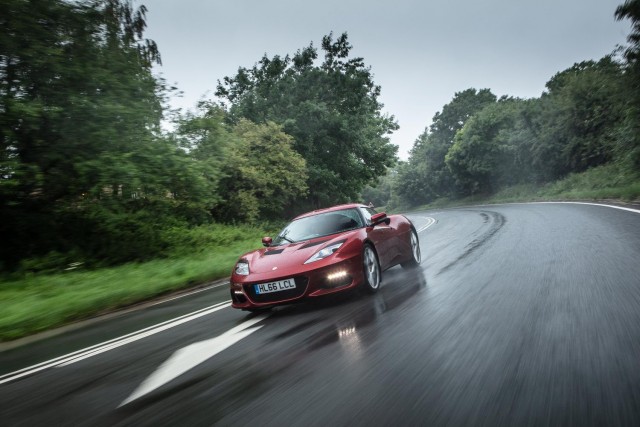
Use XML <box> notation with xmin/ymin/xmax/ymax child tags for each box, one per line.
<box><xmin>273</xmin><ymin>208</ymin><xmax>364</xmax><ymax>245</ymax></box>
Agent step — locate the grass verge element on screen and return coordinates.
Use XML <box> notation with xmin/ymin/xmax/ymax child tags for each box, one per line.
<box><xmin>0</xmin><ymin>225</ymin><xmax>266</xmax><ymax>342</ymax></box>
<box><xmin>3</xmin><ymin>164</ymin><xmax>638</xmax><ymax>343</ymax></box>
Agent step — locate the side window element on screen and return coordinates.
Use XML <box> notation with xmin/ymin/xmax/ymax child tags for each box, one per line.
<box><xmin>359</xmin><ymin>207</ymin><xmax>378</xmax><ymax>225</ymax></box>
<box><xmin>338</xmin><ymin>209</ymin><xmax>365</xmax><ymax>229</ymax></box>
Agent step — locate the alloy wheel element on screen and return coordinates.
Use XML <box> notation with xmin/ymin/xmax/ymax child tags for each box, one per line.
<box><xmin>364</xmin><ymin>245</ymin><xmax>380</xmax><ymax>291</ymax></box>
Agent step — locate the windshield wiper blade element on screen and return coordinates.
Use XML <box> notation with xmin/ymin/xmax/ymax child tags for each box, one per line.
<box><xmin>278</xmin><ymin>231</ymin><xmax>294</xmax><ymax>243</ymax></box>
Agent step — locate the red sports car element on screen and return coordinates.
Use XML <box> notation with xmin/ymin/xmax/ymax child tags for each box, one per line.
<box><xmin>229</xmin><ymin>203</ymin><xmax>421</xmax><ymax>311</ymax></box>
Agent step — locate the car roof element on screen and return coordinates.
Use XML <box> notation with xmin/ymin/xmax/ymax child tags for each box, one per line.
<box><xmin>293</xmin><ymin>203</ymin><xmax>367</xmax><ymax>220</ymax></box>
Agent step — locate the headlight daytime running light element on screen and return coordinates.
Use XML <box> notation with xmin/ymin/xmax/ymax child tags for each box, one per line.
<box><xmin>235</xmin><ymin>260</ymin><xmax>250</xmax><ymax>275</ymax></box>
<box><xmin>304</xmin><ymin>242</ymin><xmax>344</xmax><ymax>264</ymax></box>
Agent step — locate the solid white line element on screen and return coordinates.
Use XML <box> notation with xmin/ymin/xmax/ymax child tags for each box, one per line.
<box><xmin>416</xmin><ymin>216</ymin><xmax>437</xmax><ymax>233</ymax></box>
<box><xmin>466</xmin><ymin>201</ymin><xmax>640</xmax><ymax>215</ymax></box>
<box><xmin>530</xmin><ymin>201</ymin><xmax>640</xmax><ymax>214</ymax></box>
<box><xmin>58</xmin><ymin>303</ymin><xmax>231</xmax><ymax>367</ymax></box>
<box><xmin>0</xmin><ymin>301</ymin><xmax>231</xmax><ymax>385</ymax></box>
<box><xmin>146</xmin><ymin>282</ymin><xmax>226</xmax><ymax>307</ymax></box>
<box><xmin>1</xmin><ymin>301</ymin><xmax>229</xmax><ymax>378</ymax></box>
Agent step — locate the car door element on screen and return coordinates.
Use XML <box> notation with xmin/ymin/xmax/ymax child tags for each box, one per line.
<box><xmin>360</xmin><ymin>207</ymin><xmax>395</xmax><ymax>270</ymax></box>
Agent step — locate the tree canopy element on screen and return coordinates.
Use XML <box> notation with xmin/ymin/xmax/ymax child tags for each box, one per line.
<box><xmin>615</xmin><ymin>0</ymin><xmax>640</xmax><ymax>169</ymax></box>
<box><xmin>216</xmin><ymin>32</ymin><xmax>398</xmax><ymax>209</ymax></box>
<box><xmin>1</xmin><ymin>0</ymin><xmax>638</xmax><ymax>271</ymax></box>
<box><xmin>389</xmin><ymin>52</ymin><xmax>633</xmax><ymax>207</ymax></box>
<box><xmin>392</xmin><ymin>89</ymin><xmax>497</xmax><ymax>205</ymax></box>
<box><xmin>0</xmin><ymin>0</ymin><xmax>177</xmax><ymax>267</ymax></box>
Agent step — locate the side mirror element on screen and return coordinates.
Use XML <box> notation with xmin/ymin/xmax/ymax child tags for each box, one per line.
<box><xmin>262</xmin><ymin>236</ymin><xmax>273</xmax><ymax>247</ymax></box>
<box><xmin>371</xmin><ymin>212</ymin><xmax>390</xmax><ymax>226</ymax></box>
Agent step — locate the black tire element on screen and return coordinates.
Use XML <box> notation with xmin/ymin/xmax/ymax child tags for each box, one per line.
<box><xmin>401</xmin><ymin>228</ymin><xmax>421</xmax><ymax>269</ymax></box>
<box><xmin>362</xmin><ymin>244</ymin><xmax>381</xmax><ymax>293</ymax></box>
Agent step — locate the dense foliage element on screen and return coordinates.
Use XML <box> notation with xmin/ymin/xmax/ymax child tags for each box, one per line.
<box><xmin>393</xmin><ymin>89</ymin><xmax>497</xmax><ymax>205</ymax></box>
<box><xmin>1</xmin><ymin>0</ymin><xmax>638</xmax><ymax>273</ymax></box>
<box><xmin>387</xmin><ymin>4</ymin><xmax>640</xmax><ymax>208</ymax></box>
<box><xmin>216</xmin><ymin>32</ymin><xmax>398</xmax><ymax>209</ymax></box>
<box><xmin>1</xmin><ymin>0</ymin><xmax>173</xmax><ymax>269</ymax></box>
<box><xmin>616</xmin><ymin>0</ymin><xmax>640</xmax><ymax>169</ymax></box>
<box><xmin>0</xmin><ymin>2</ymin><xmax>393</xmax><ymax>271</ymax></box>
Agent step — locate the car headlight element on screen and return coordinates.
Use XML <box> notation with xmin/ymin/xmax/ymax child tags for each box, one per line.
<box><xmin>235</xmin><ymin>260</ymin><xmax>250</xmax><ymax>275</ymax></box>
<box><xmin>304</xmin><ymin>242</ymin><xmax>344</xmax><ymax>264</ymax></box>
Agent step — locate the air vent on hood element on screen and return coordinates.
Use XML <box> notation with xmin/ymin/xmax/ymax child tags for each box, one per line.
<box><xmin>300</xmin><ymin>240</ymin><xmax>329</xmax><ymax>249</ymax></box>
<box><xmin>264</xmin><ymin>249</ymin><xmax>284</xmax><ymax>255</ymax></box>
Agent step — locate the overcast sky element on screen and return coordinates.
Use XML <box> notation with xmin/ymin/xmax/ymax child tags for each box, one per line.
<box><xmin>141</xmin><ymin>0</ymin><xmax>630</xmax><ymax>159</ymax></box>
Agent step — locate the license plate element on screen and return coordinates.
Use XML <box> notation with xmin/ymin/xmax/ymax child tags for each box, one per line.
<box><xmin>254</xmin><ymin>278</ymin><xmax>296</xmax><ymax>294</ymax></box>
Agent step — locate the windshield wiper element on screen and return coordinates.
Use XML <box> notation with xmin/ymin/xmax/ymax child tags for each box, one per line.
<box><xmin>278</xmin><ymin>231</ymin><xmax>294</xmax><ymax>243</ymax></box>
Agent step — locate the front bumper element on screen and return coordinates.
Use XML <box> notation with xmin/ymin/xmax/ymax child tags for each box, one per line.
<box><xmin>230</xmin><ymin>257</ymin><xmax>363</xmax><ymax>309</ymax></box>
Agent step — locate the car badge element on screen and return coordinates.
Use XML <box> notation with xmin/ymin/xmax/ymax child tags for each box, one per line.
<box><xmin>272</xmin><ymin>266</ymin><xmax>278</xmax><ymax>271</ymax></box>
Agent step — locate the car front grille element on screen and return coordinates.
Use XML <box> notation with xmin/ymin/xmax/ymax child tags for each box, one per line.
<box><xmin>244</xmin><ymin>276</ymin><xmax>309</xmax><ymax>303</ymax></box>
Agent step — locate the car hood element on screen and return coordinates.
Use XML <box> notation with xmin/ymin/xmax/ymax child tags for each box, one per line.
<box><xmin>243</xmin><ymin>233</ymin><xmax>353</xmax><ymax>274</ymax></box>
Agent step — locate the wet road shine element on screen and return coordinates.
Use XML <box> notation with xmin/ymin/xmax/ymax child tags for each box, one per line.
<box><xmin>1</xmin><ymin>203</ymin><xmax>640</xmax><ymax>426</ymax></box>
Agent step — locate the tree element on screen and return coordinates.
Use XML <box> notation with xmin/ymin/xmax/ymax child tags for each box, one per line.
<box><xmin>393</xmin><ymin>88</ymin><xmax>497</xmax><ymax>205</ymax></box>
<box><xmin>445</xmin><ymin>98</ymin><xmax>532</xmax><ymax>194</ymax></box>
<box><xmin>446</xmin><ymin>58</ymin><xmax>627</xmax><ymax>196</ymax></box>
<box><xmin>360</xmin><ymin>169</ymin><xmax>396</xmax><ymax>208</ymax></box>
<box><xmin>390</xmin><ymin>159</ymin><xmax>433</xmax><ymax>207</ymax></box>
<box><xmin>211</xmin><ymin>120</ymin><xmax>308</xmax><ymax>223</ymax></box>
<box><xmin>216</xmin><ymin>32</ymin><xmax>398</xmax><ymax>210</ymax></box>
<box><xmin>615</xmin><ymin>0</ymin><xmax>640</xmax><ymax>170</ymax></box>
<box><xmin>616</xmin><ymin>0</ymin><xmax>640</xmax><ymax>65</ymax></box>
<box><xmin>0</xmin><ymin>0</ymin><xmax>163</xmax><ymax>202</ymax></box>
<box><xmin>0</xmin><ymin>0</ymin><xmax>185</xmax><ymax>267</ymax></box>
<box><xmin>536</xmin><ymin>57</ymin><xmax>626</xmax><ymax>176</ymax></box>
<box><xmin>173</xmin><ymin>101</ymin><xmax>231</xmax><ymax>207</ymax></box>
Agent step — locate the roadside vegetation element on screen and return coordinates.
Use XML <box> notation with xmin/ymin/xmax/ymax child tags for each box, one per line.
<box><xmin>1</xmin><ymin>0</ymin><xmax>639</xmax><ymax>341</ymax></box>
<box><xmin>381</xmin><ymin>56</ymin><xmax>640</xmax><ymax>211</ymax></box>
<box><xmin>394</xmin><ymin>163</ymin><xmax>640</xmax><ymax>212</ymax></box>
<box><xmin>0</xmin><ymin>223</ymin><xmax>267</xmax><ymax>341</ymax></box>
<box><xmin>367</xmin><ymin>1</ymin><xmax>640</xmax><ymax>212</ymax></box>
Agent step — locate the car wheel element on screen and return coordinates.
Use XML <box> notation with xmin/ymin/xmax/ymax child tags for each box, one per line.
<box><xmin>402</xmin><ymin>228</ymin><xmax>421</xmax><ymax>269</ymax></box>
<box><xmin>362</xmin><ymin>244</ymin><xmax>381</xmax><ymax>293</ymax></box>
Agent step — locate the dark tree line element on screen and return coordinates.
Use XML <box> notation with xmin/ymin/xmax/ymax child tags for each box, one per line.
<box><xmin>390</xmin><ymin>2</ymin><xmax>640</xmax><ymax>208</ymax></box>
<box><xmin>3</xmin><ymin>0</ymin><xmax>636</xmax><ymax>271</ymax></box>
<box><xmin>0</xmin><ymin>1</ymin><xmax>396</xmax><ymax>271</ymax></box>
<box><xmin>1</xmin><ymin>0</ymin><xmax>175</xmax><ymax>268</ymax></box>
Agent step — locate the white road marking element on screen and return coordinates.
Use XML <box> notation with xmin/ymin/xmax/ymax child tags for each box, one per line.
<box><xmin>2</xmin><ymin>216</ymin><xmax>443</xmax><ymax>388</ymax></box>
<box><xmin>468</xmin><ymin>201</ymin><xmax>640</xmax><ymax>214</ymax></box>
<box><xmin>530</xmin><ymin>201</ymin><xmax>640</xmax><ymax>214</ymax></box>
<box><xmin>416</xmin><ymin>216</ymin><xmax>437</xmax><ymax>233</ymax></box>
<box><xmin>147</xmin><ymin>285</ymin><xmax>217</xmax><ymax>307</ymax></box>
<box><xmin>145</xmin><ymin>279</ymin><xmax>231</xmax><ymax>308</ymax></box>
<box><xmin>120</xmin><ymin>314</ymin><xmax>270</xmax><ymax>406</ymax></box>
<box><xmin>0</xmin><ymin>301</ymin><xmax>231</xmax><ymax>385</ymax></box>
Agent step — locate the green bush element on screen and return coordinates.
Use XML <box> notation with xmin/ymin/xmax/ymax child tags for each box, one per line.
<box><xmin>0</xmin><ymin>221</ymin><xmax>267</xmax><ymax>340</ymax></box>
<box><xmin>161</xmin><ymin>223</ymin><xmax>266</xmax><ymax>257</ymax></box>
<box><xmin>18</xmin><ymin>251</ymin><xmax>84</xmax><ymax>275</ymax></box>
<box><xmin>545</xmin><ymin>163</ymin><xmax>639</xmax><ymax>196</ymax></box>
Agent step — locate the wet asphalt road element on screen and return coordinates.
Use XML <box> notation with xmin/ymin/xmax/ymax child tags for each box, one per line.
<box><xmin>1</xmin><ymin>202</ymin><xmax>640</xmax><ymax>426</ymax></box>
